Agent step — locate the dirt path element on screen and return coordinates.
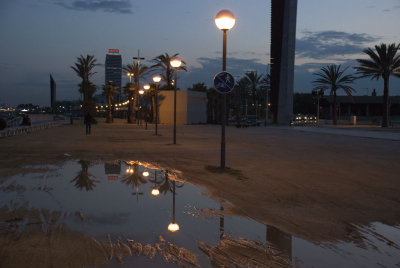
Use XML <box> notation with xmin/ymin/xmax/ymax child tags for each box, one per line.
<box><xmin>1</xmin><ymin>121</ymin><xmax>399</xmax><ymax>243</ymax></box>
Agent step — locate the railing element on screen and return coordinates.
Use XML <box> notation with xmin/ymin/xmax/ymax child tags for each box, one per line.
<box><xmin>5</xmin><ymin>116</ymin><xmax>23</xmax><ymax>128</ymax></box>
<box><xmin>0</xmin><ymin>121</ymin><xmax>62</xmax><ymax>138</ymax></box>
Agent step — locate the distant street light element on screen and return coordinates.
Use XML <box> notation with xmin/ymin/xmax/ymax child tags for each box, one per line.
<box><xmin>143</xmin><ymin>84</ymin><xmax>150</xmax><ymax>90</ymax></box>
<box><xmin>170</xmin><ymin>58</ymin><xmax>182</xmax><ymax>145</ymax></box>
<box><xmin>215</xmin><ymin>9</ymin><xmax>236</xmax><ymax>170</ymax></box>
<box><xmin>126</xmin><ymin>72</ymin><xmax>133</xmax><ymax>83</ymax></box>
<box><xmin>312</xmin><ymin>89</ymin><xmax>324</xmax><ymax>126</ymax></box>
<box><xmin>152</xmin><ymin>74</ymin><xmax>162</xmax><ymax>136</ymax></box>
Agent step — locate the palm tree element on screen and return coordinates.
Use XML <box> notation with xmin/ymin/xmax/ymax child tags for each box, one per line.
<box><xmin>71</xmin><ymin>55</ymin><xmax>98</xmax><ymax>117</ymax></box>
<box><xmin>313</xmin><ymin>65</ymin><xmax>356</xmax><ymax>125</ymax></box>
<box><xmin>102</xmin><ymin>82</ymin><xmax>119</xmax><ymax>123</ymax></box>
<box><xmin>151</xmin><ymin>53</ymin><xmax>187</xmax><ymax>90</ymax></box>
<box><xmin>355</xmin><ymin>43</ymin><xmax>400</xmax><ymax>127</ymax></box>
<box><xmin>123</xmin><ymin>62</ymin><xmax>149</xmax><ymax>123</ymax></box>
<box><xmin>244</xmin><ymin>71</ymin><xmax>264</xmax><ymax>118</ymax></box>
<box><xmin>71</xmin><ymin>160</ymin><xmax>97</xmax><ymax>191</ymax></box>
<box><xmin>232</xmin><ymin>77</ymin><xmax>249</xmax><ymax>122</ymax></box>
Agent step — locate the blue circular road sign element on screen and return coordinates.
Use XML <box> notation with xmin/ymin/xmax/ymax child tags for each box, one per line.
<box><xmin>214</xmin><ymin>71</ymin><xmax>235</xmax><ymax>94</ymax></box>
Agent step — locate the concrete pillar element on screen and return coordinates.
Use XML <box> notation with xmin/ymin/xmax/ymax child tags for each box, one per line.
<box><xmin>271</xmin><ymin>0</ymin><xmax>298</xmax><ymax>125</ymax></box>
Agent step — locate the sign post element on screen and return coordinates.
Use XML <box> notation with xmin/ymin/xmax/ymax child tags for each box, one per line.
<box><xmin>214</xmin><ymin>71</ymin><xmax>234</xmax><ymax>169</ymax></box>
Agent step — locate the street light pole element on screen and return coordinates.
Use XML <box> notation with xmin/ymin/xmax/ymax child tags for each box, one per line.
<box><xmin>152</xmin><ymin>75</ymin><xmax>162</xmax><ymax>136</ymax></box>
<box><xmin>170</xmin><ymin>58</ymin><xmax>182</xmax><ymax>145</ymax></box>
<box><xmin>215</xmin><ymin>9</ymin><xmax>236</xmax><ymax>170</ymax></box>
<box><xmin>143</xmin><ymin>84</ymin><xmax>150</xmax><ymax>130</ymax></box>
<box><xmin>173</xmin><ymin>68</ymin><xmax>177</xmax><ymax>144</ymax></box>
<box><xmin>221</xmin><ymin>29</ymin><xmax>227</xmax><ymax>169</ymax></box>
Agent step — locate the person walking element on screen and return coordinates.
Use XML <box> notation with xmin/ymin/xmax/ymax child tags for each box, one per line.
<box><xmin>84</xmin><ymin>113</ymin><xmax>92</xmax><ymax>135</ymax></box>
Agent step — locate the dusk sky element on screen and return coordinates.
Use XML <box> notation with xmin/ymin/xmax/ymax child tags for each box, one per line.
<box><xmin>1</xmin><ymin>0</ymin><xmax>399</xmax><ymax>106</ymax></box>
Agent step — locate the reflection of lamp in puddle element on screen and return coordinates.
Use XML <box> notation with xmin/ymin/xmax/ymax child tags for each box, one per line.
<box><xmin>168</xmin><ymin>180</ymin><xmax>179</xmax><ymax>232</ymax></box>
<box><xmin>151</xmin><ymin>170</ymin><xmax>160</xmax><ymax>196</ymax></box>
<box><xmin>142</xmin><ymin>170</ymin><xmax>149</xmax><ymax>177</ymax></box>
<box><xmin>126</xmin><ymin>166</ymin><xmax>134</xmax><ymax>174</ymax></box>
<box><xmin>151</xmin><ymin>188</ymin><xmax>160</xmax><ymax>196</ymax></box>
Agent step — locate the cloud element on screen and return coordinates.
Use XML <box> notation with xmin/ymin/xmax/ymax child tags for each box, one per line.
<box><xmin>55</xmin><ymin>0</ymin><xmax>133</xmax><ymax>14</ymax></box>
<box><xmin>296</xmin><ymin>31</ymin><xmax>379</xmax><ymax>59</ymax></box>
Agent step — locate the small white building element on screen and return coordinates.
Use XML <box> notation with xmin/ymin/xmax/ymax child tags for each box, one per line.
<box><xmin>158</xmin><ymin>90</ymin><xmax>207</xmax><ymax>125</ymax></box>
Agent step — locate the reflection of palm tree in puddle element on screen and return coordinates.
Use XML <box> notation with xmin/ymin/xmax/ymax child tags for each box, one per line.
<box><xmin>121</xmin><ymin>164</ymin><xmax>148</xmax><ymax>201</ymax></box>
<box><xmin>71</xmin><ymin>160</ymin><xmax>98</xmax><ymax>191</ymax></box>
<box><xmin>151</xmin><ymin>170</ymin><xmax>184</xmax><ymax>195</ymax></box>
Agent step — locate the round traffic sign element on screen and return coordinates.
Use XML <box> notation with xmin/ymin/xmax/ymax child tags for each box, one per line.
<box><xmin>214</xmin><ymin>71</ymin><xmax>235</xmax><ymax>94</ymax></box>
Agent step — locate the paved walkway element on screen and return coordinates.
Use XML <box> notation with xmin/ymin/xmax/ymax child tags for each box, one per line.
<box><xmin>280</xmin><ymin>125</ymin><xmax>400</xmax><ymax>141</ymax></box>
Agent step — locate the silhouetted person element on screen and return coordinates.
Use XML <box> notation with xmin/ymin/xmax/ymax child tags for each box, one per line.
<box><xmin>84</xmin><ymin>113</ymin><xmax>92</xmax><ymax>135</ymax></box>
<box><xmin>21</xmin><ymin>114</ymin><xmax>31</xmax><ymax>126</ymax></box>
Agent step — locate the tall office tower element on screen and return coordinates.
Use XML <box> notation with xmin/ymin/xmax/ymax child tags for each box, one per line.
<box><xmin>270</xmin><ymin>0</ymin><xmax>297</xmax><ymax>124</ymax></box>
<box><xmin>105</xmin><ymin>49</ymin><xmax>122</xmax><ymax>101</ymax></box>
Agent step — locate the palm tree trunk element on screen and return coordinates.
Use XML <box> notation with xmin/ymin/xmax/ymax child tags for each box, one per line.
<box><xmin>382</xmin><ymin>75</ymin><xmax>389</xmax><ymax>127</ymax></box>
<box><xmin>333</xmin><ymin>90</ymin><xmax>337</xmax><ymax>125</ymax></box>
<box><xmin>152</xmin><ymin>93</ymin><xmax>157</xmax><ymax>123</ymax></box>
<box><xmin>106</xmin><ymin>96</ymin><xmax>112</xmax><ymax>123</ymax></box>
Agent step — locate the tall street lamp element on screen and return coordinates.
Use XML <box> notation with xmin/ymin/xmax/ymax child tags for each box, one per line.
<box><xmin>126</xmin><ymin>72</ymin><xmax>133</xmax><ymax>83</ymax></box>
<box><xmin>152</xmin><ymin>74</ymin><xmax>162</xmax><ymax>136</ymax></box>
<box><xmin>170</xmin><ymin>58</ymin><xmax>182</xmax><ymax>145</ymax></box>
<box><xmin>143</xmin><ymin>84</ymin><xmax>150</xmax><ymax>129</ymax></box>
<box><xmin>215</xmin><ymin>9</ymin><xmax>236</xmax><ymax>169</ymax></box>
<box><xmin>126</xmin><ymin>72</ymin><xmax>134</xmax><ymax>123</ymax></box>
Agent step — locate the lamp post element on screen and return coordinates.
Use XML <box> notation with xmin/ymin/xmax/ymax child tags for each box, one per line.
<box><xmin>170</xmin><ymin>58</ymin><xmax>182</xmax><ymax>145</ymax></box>
<box><xmin>138</xmin><ymin>89</ymin><xmax>144</xmax><ymax>126</ymax></box>
<box><xmin>168</xmin><ymin>180</ymin><xmax>179</xmax><ymax>232</ymax></box>
<box><xmin>126</xmin><ymin>72</ymin><xmax>134</xmax><ymax>122</ymax></box>
<box><xmin>126</xmin><ymin>72</ymin><xmax>133</xmax><ymax>83</ymax></box>
<box><xmin>143</xmin><ymin>84</ymin><xmax>150</xmax><ymax>129</ymax></box>
<box><xmin>152</xmin><ymin>74</ymin><xmax>162</xmax><ymax>136</ymax></box>
<box><xmin>215</xmin><ymin>9</ymin><xmax>236</xmax><ymax>170</ymax></box>
<box><xmin>312</xmin><ymin>89</ymin><xmax>324</xmax><ymax>126</ymax></box>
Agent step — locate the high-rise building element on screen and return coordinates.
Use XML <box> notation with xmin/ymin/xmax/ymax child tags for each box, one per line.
<box><xmin>270</xmin><ymin>0</ymin><xmax>297</xmax><ymax>125</ymax></box>
<box><xmin>105</xmin><ymin>49</ymin><xmax>122</xmax><ymax>100</ymax></box>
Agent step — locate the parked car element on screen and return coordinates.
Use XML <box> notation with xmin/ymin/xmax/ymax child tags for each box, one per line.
<box><xmin>246</xmin><ymin>115</ymin><xmax>262</xmax><ymax>126</ymax></box>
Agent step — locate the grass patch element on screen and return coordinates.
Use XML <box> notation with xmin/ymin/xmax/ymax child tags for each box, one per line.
<box><xmin>205</xmin><ymin>165</ymin><xmax>248</xmax><ymax>181</ymax></box>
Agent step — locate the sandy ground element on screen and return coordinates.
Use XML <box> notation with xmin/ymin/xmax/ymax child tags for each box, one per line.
<box><xmin>1</xmin><ymin>120</ymin><xmax>400</xmax><ymax>244</ymax></box>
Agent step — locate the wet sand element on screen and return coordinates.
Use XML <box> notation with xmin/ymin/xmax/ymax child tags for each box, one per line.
<box><xmin>1</xmin><ymin>121</ymin><xmax>399</xmax><ymax>243</ymax></box>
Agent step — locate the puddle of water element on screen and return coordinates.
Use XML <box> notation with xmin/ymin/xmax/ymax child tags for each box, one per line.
<box><xmin>0</xmin><ymin>160</ymin><xmax>399</xmax><ymax>267</ymax></box>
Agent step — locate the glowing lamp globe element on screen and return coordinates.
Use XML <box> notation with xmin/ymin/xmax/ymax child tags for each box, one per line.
<box><xmin>168</xmin><ymin>222</ymin><xmax>180</xmax><ymax>232</ymax></box>
<box><xmin>152</xmin><ymin>75</ymin><xmax>162</xmax><ymax>83</ymax></box>
<box><xmin>139</xmin><ymin>89</ymin><xmax>144</xmax><ymax>95</ymax></box>
<box><xmin>142</xmin><ymin>171</ymin><xmax>149</xmax><ymax>177</ymax></box>
<box><xmin>215</xmin><ymin>10</ymin><xmax>236</xmax><ymax>30</ymax></box>
<box><xmin>151</xmin><ymin>189</ymin><xmax>160</xmax><ymax>196</ymax></box>
<box><xmin>170</xmin><ymin>58</ymin><xmax>182</xmax><ymax>68</ymax></box>
<box><xmin>143</xmin><ymin>84</ymin><xmax>150</xmax><ymax>90</ymax></box>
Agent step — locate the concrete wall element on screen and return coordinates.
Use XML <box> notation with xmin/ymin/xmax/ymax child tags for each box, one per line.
<box><xmin>187</xmin><ymin>91</ymin><xmax>207</xmax><ymax>124</ymax></box>
<box><xmin>158</xmin><ymin>90</ymin><xmax>207</xmax><ymax>125</ymax></box>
